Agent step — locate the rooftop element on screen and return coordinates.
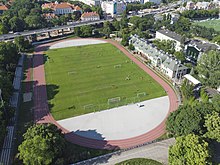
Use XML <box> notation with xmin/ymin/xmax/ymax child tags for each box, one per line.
<box><xmin>42</xmin><ymin>2</ymin><xmax>81</xmax><ymax>11</ymax></box>
<box><xmin>0</xmin><ymin>5</ymin><xmax>8</xmax><ymax>11</ymax></box>
<box><xmin>157</xmin><ymin>29</ymin><xmax>183</xmax><ymax>43</ymax></box>
<box><xmin>183</xmin><ymin>74</ymin><xmax>201</xmax><ymax>85</ymax></box>
<box><xmin>187</xmin><ymin>40</ymin><xmax>219</xmax><ymax>52</ymax></box>
<box><xmin>130</xmin><ymin>35</ymin><xmax>188</xmax><ymax>72</ymax></box>
<box><xmin>162</xmin><ymin>58</ymin><xmax>188</xmax><ymax>71</ymax></box>
<box><xmin>81</xmin><ymin>12</ymin><xmax>99</xmax><ymax>18</ymax></box>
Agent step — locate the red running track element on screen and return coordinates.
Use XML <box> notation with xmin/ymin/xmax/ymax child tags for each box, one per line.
<box><xmin>32</xmin><ymin>38</ymin><xmax>178</xmax><ymax>150</ymax></box>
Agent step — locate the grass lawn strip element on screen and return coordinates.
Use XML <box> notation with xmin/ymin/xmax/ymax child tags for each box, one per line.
<box><xmin>116</xmin><ymin>158</ymin><xmax>163</xmax><ymax>165</ymax></box>
<box><xmin>193</xmin><ymin>19</ymin><xmax>220</xmax><ymax>32</ymax></box>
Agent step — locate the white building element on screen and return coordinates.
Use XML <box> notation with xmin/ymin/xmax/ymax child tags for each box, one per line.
<box><xmin>144</xmin><ymin>0</ymin><xmax>161</xmax><ymax>4</ymax></box>
<box><xmin>77</xmin><ymin>0</ymin><xmax>101</xmax><ymax>6</ymax></box>
<box><xmin>161</xmin><ymin>58</ymin><xmax>188</xmax><ymax>79</ymax></box>
<box><xmin>156</xmin><ymin>29</ymin><xmax>183</xmax><ymax>51</ymax></box>
<box><xmin>129</xmin><ymin>35</ymin><xmax>188</xmax><ymax>79</ymax></box>
<box><xmin>123</xmin><ymin>0</ymin><xmax>144</xmax><ymax>3</ymax></box>
<box><xmin>185</xmin><ymin>1</ymin><xmax>195</xmax><ymax>10</ymax></box>
<box><xmin>81</xmin><ymin>12</ymin><xmax>100</xmax><ymax>21</ymax></box>
<box><xmin>101</xmin><ymin>1</ymin><xmax>126</xmax><ymax>17</ymax></box>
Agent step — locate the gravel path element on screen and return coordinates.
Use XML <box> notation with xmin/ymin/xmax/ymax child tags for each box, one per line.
<box><xmin>32</xmin><ymin>38</ymin><xmax>178</xmax><ymax>149</ymax></box>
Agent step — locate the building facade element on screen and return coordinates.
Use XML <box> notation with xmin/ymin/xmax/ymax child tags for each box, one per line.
<box><xmin>144</xmin><ymin>0</ymin><xmax>161</xmax><ymax>4</ymax></box>
<box><xmin>81</xmin><ymin>12</ymin><xmax>100</xmax><ymax>21</ymax></box>
<box><xmin>156</xmin><ymin>29</ymin><xmax>183</xmax><ymax>51</ymax></box>
<box><xmin>101</xmin><ymin>1</ymin><xmax>126</xmax><ymax>17</ymax></box>
<box><xmin>42</xmin><ymin>2</ymin><xmax>82</xmax><ymax>15</ymax></box>
<box><xmin>77</xmin><ymin>0</ymin><xmax>101</xmax><ymax>6</ymax></box>
<box><xmin>185</xmin><ymin>40</ymin><xmax>219</xmax><ymax>64</ymax></box>
<box><xmin>129</xmin><ymin>35</ymin><xmax>188</xmax><ymax>79</ymax></box>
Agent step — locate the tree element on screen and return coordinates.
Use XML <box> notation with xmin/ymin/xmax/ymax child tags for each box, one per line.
<box><xmin>169</xmin><ymin>134</ymin><xmax>211</xmax><ymax>165</ymax></box>
<box><xmin>212</xmin><ymin>94</ymin><xmax>220</xmax><ymax>112</ymax></box>
<box><xmin>197</xmin><ymin>50</ymin><xmax>220</xmax><ymax>88</ymax></box>
<box><xmin>18</xmin><ymin>124</ymin><xmax>66</xmax><ymax>165</ymax></box>
<box><xmin>120</xmin><ymin>11</ymin><xmax>128</xmax><ymax>29</ymax></box>
<box><xmin>72</xmin><ymin>11</ymin><xmax>81</xmax><ymax>21</ymax></box>
<box><xmin>94</xmin><ymin>6</ymin><xmax>103</xmax><ymax>19</ymax></box>
<box><xmin>128</xmin><ymin>44</ymin><xmax>135</xmax><ymax>50</ymax></box>
<box><xmin>9</xmin><ymin>16</ymin><xmax>25</xmax><ymax>32</ymax></box>
<box><xmin>80</xmin><ymin>25</ymin><xmax>93</xmax><ymax>37</ymax></box>
<box><xmin>174</xmin><ymin>51</ymin><xmax>185</xmax><ymax>62</ymax></box>
<box><xmin>103</xmin><ymin>21</ymin><xmax>112</xmax><ymax>37</ymax></box>
<box><xmin>200</xmin><ymin>88</ymin><xmax>209</xmax><ymax>103</ymax></box>
<box><xmin>112</xmin><ymin>18</ymin><xmax>120</xmax><ymax>31</ymax></box>
<box><xmin>25</xmin><ymin>15</ymin><xmax>44</xmax><ymax>29</ymax></box>
<box><xmin>212</xmin><ymin>35</ymin><xmax>220</xmax><ymax>45</ymax></box>
<box><xmin>204</xmin><ymin>112</ymin><xmax>220</xmax><ymax>142</ymax></box>
<box><xmin>166</xmin><ymin>105</ymin><xmax>203</xmax><ymax>137</ymax></box>
<box><xmin>121</xmin><ymin>34</ymin><xmax>129</xmax><ymax>46</ymax></box>
<box><xmin>59</xmin><ymin>15</ymin><xmax>68</xmax><ymax>25</ymax></box>
<box><xmin>14</xmin><ymin>36</ymin><xmax>30</xmax><ymax>52</ymax></box>
<box><xmin>0</xmin><ymin>23</ymin><xmax>8</xmax><ymax>34</ymax></box>
<box><xmin>74</xmin><ymin>27</ymin><xmax>81</xmax><ymax>36</ymax></box>
<box><xmin>153</xmin><ymin>39</ymin><xmax>175</xmax><ymax>54</ymax></box>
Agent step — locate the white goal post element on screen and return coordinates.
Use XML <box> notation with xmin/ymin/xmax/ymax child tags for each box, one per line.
<box><xmin>68</xmin><ymin>71</ymin><xmax>77</xmax><ymax>75</ymax></box>
<box><xmin>108</xmin><ymin>97</ymin><xmax>121</xmax><ymax>105</ymax></box>
<box><xmin>137</xmin><ymin>92</ymin><xmax>146</xmax><ymax>98</ymax></box>
<box><xmin>83</xmin><ymin>104</ymin><xmax>95</xmax><ymax>110</ymax></box>
<box><xmin>114</xmin><ymin>64</ymin><xmax>122</xmax><ymax>68</ymax></box>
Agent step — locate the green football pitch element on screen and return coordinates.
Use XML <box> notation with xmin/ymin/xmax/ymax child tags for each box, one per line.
<box><xmin>193</xmin><ymin>19</ymin><xmax>220</xmax><ymax>32</ymax></box>
<box><xmin>45</xmin><ymin>43</ymin><xmax>166</xmax><ymax>120</ymax></box>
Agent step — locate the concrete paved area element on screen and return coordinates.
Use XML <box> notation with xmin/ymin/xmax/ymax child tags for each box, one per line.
<box><xmin>50</xmin><ymin>39</ymin><xmax>107</xmax><ymax>49</ymax></box>
<box><xmin>58</xmin><ymin>96</ymin><xmax>169</xmax><ymax>140</ymax></box>
<box><xmin>73</xmin><ymin>138</ymin><xmax>175</xmax><ymax>165</ymax></box>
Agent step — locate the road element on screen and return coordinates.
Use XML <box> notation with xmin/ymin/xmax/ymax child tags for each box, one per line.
<box><xmin>0</xmin><ymin>3</ymin><xmax>180</xmax><ymax>41</ymax></box>
<box><xmin>73</xmin><ymin>138</ymin><xmax>175</xmax><ymax>165</ymax></box>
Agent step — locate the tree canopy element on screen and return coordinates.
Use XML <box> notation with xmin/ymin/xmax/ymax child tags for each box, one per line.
<box><xmin>18</xmin><ymin>124</ymin><xmax>66</xmax><ymax>165</ymax></box>
<box><xmin>197</xmin><ymin>50</ymin><xmax>220</xmax><ymax>88</ymax></box>
<box><xmin>204</xmin><ymin>111</ymin><xmax>220</xmax><ymax>142</ymax></box>
<box><xmin>169</xmin><ymin>134</ymin><xmax>211</xmax><ymax>165</ymax></box>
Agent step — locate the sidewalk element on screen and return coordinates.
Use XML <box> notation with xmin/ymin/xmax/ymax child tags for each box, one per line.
<box><xmin>73</xmin><ymin>138</ymin><xmax>175</xmax><ymax>165</ymax></box>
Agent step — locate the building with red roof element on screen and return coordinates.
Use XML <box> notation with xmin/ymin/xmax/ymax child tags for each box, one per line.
<box><xmin>42</xmin><ymin>1</ymin><xmax>82</xmax><ymax>15</ymax></box>
<box><xmin>81</xmin><ymin>12</ymin><xmax>100</xmax><ymax>21</ymax></box>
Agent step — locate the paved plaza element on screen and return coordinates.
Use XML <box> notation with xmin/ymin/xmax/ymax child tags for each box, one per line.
<box><xmin>50</xmin><ymin>39</ymin><xmax>107</xmax><ymax>49</ymax></box>
<box><xmin>58</xmin><ymin>96</ymin><xmax>169</xmax><ymax>140</ymax></box>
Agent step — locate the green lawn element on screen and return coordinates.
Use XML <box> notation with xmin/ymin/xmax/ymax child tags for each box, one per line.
<box><xmin>45</xmin><ymin>43</ymin><xmax>166</xmax><ymax>120</ymax></box>
<box><xmin>116</xmin><ymin>158</ymin><xmax>163</xmax><ymax>165</ymax></box>
<box><xmin>193</xmin><ymin>19</ymin><xmax>220</xmax><ymax>32</ymax></box>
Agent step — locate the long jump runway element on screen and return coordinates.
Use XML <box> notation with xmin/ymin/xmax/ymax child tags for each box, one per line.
<box><xmin>33</xmin><ymin>38</ymin><xmax>178</xmax><ymax>149</ymax></box>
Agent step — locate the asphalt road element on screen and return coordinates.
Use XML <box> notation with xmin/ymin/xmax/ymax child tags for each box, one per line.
<box><xmin>0</xmin><ymin>3</ymin><xmax>180</xmax><ymax>41</ymax></box>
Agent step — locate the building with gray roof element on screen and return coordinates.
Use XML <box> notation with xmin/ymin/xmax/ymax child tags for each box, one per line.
<box><xmin>185</xmin><ymin>39</ymin><xmax>220</xmax><ymax>64</ymax></box>
<box><xmin>129</xmin><ymin>34</ymin><xmax>188</xmax><ymax>79</ymax></box>
<box><xmin>156</xmin><ymin>29</ymin><xmax>183</xmax><ymax>51</ymax></box>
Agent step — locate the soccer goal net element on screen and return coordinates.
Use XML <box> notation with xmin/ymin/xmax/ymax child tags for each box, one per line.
<box><xmin>137</xmin><ymin>92</ymin><xmax>146</xmax><ymax>98</ymax></box>
<box><xmin>114</xmin><ymin>64</ymin><xmax>122</xmax><ymax>68</ymax></box>
<box><xmin>83</xmin><ymin>104</ymin><xmax>95</xmax><ymax>111</ymax></box>
<box><xmin>68</xmin><ymin>71</ymin><xmax>77</xmax><ymax>75</ymax></box>
<box><xmin>108</xmin><ymin>97</ymin><xmax>121</xmax><ymax>105</ymax></box>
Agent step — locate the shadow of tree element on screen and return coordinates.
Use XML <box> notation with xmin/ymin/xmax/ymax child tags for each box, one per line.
<box><xmin>212</xmin><ymin>141</ymin><xmax>220</xmax><ymax>164</ymax></box>
<box><xmin>64</xmin><ymin>129</ymin><xmax>120</xmax><ymax>164</ymax></box>
<box><xmin>33</xmin><ymin>81</ymin><xmax>59</xmax><ymax>122</ymax></box>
